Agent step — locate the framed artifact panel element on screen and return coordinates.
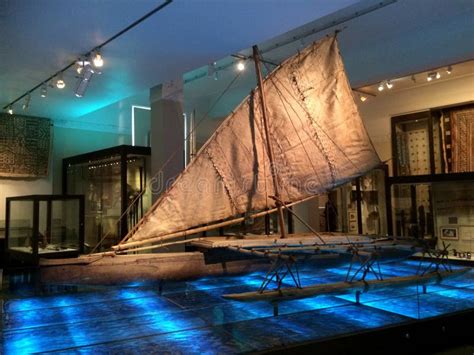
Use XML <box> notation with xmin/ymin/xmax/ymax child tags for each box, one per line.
<box><xmin>392</xmin><ymin>112</ymin><xmax>432</xmax><ymax>176</ymax></box>
<box><xmin>439</xmin><ymin>227</ymin><xmax>458</xmax><ymax>240</ymax></box>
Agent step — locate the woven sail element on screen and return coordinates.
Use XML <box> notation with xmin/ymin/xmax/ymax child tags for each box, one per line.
<box><xmin>124</xmin><ymin>36</ymin><xmax>380</xmax><ymax>245</ymax></box>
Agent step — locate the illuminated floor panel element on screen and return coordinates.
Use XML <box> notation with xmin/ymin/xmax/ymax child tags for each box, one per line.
<box><xmin>1</xmin><ymin>260</ymin><xmax>473</xmax><ymax>354</ymax></box>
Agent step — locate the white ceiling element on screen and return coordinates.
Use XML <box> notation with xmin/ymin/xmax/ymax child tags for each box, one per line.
<box><xmin>183</xmin><ymin>0</ymin><xmax>474</xmax><ymax>131</ymax></box>
<box><xmin>2</xmin><ymin>0</ymin><xmax>473</xmax><ymax>126</ymax></box>
<box><xmin>0</xmin><ymin>0</ymin><xmax>360</xmax><ymax>121</ymax></box>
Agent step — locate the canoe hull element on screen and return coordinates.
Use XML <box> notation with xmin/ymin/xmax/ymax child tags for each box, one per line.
<box><xmin>40</xmin><ymin>252</ymin><xmax>269</xmax><ymax>285</ymax></box>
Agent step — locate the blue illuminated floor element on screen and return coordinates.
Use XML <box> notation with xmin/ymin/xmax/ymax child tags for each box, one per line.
<box><xmin>1</xmin><ymin>260</ymin><xmax>473</xmax><ymax>354</ymax></box>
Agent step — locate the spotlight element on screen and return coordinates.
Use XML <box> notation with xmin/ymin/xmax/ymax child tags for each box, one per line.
<box><xmin>236</xmin><ymin>61</ymin><xmax>245</xmax><ymax>71</ymax></box>
<box><xmin>446</xmin><ymin>66</ymin><xmax>452</xmax><ymax>74</ymax></box>
<box><xmin>40</xmin><ymin>84</ymin><xmax>47</xmax><ymax>98</ymax></box>
<box><xmin>76</xmin><ymin>60</ymin><xmax>90</xmax><ymax>75</ymax></box>
<box><xmin>92</xmin><ymin>51</ymin><xmax>104</xmax><ymax>68</ymax></box>
<box><xmin>22</xmin><ymin>94</ymin><xmax>31</xmax><ymax>111</ymax></box>
<box><xmin>386</xmin><ymin>80</ymin><xmax>393</xmax><ymax>89</ymax></box>
<box><xmin>75</xmin><ymin>64</ymin><xmax>94</xmax><ymax>97</ymax></box>
<box><xmin>208</xmin><ymin>62</ymin><xmax>217</xmax><ymax>78</ymax></box>
<box><xmin>427</xmin><ymin>72</ymin><xmax>441</xmax><ymax>81</ymax></box>
<box><xmin>56</xmin><ymin>73</ymin><xmax>66</xmax><ymax>89</ymax></box>
<box><xmin>360</xmin><ymin>94</ymin><xmax>367</xmax><ymax>102</ymax></box>
<box><xmin>7</xmin><ymin>106</ymin><xmax>13</xmax><ymax>115</ymax></box>
<box><xmin>378</xmin><ymin>82</ymin><xmax>384</xmax><ymax>91</ymax></box>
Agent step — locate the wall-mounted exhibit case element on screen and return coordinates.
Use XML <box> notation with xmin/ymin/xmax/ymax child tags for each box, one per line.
<box><xmin>392</xmin><ymin>103</ymin><xmax>474</xmax><ymax>177</ymax></box>
<box><xmin>63</xmin><ymin>145</ymin><xmax>151</xmax><ymax>251</ymax></box>
<box><xmin>391</xmin><ymin>102</ymin><xmax>474</xmax><ymax>261</ymax></box>
<box><xmin>5</xmin><ymin>195</ymin><xmax>84</xmax><ymax>264</ymax></box>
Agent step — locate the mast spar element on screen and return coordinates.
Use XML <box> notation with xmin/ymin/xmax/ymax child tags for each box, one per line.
<box><xmin>252</xmin><ymin>45</ymin><xmax>287</xmax><ymax>238</ymax></box>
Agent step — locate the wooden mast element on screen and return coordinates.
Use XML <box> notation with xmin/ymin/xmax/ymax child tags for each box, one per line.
<box><xmin>252</xmin><ymin>45</ymin><xmax>286</xmax><ymax>238</ymax></box>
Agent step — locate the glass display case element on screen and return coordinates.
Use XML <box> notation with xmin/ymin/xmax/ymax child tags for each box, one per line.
<box><xmin>390</xmin><ymin>178</ymin><xmax>474</xmax><ymax>259</ymax></box>
<box><xmin>63</xmin><ymin>145</ymin><xmax>151</xmax><ymax>251</ymax></box>
<box><xmin>392</xmin><ymin>112</ymin><xmax>432</xmax><ymax>176</ymax></box>
<box><xmin>391</xmin><ymin>183</ymin><xmax>434</xmax><ymax>240</ymax></box>
<box><xmin>432</xmin><ymin>180</ymin><xmax>474</xmax><ymax>260</ymax></box>
<box><xmin>5</xmin><ymin>195</ymin><xmax>84</xmax><ymax>263</ymax></box>
<box><xmin>392</xmin><ymin>103</ymin><xmax>474</xmax><ymax>177</ymax></box>
<box><xmin>312</xmin><ymin>166</ymin><xmax>389</xmax><ymax>235</ymax></box>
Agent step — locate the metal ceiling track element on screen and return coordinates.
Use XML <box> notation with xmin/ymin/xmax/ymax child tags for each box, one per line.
<box><xmin>3</xmin><ymin>0</ymin><xmax>173</xmax><ymax>111</ymax></box>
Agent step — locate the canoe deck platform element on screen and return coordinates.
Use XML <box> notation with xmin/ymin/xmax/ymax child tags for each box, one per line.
<box><xmin>190</xmin><ymin>233</ymin><xmax>379</xmax><ymax>249</ymax></box>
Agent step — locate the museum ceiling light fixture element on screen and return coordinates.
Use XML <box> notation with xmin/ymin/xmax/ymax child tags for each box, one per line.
<box><xmin>2</xmin><ymin>0</ymin><xmax>173</xmax><ymax>112</ymax></box>
<box><xmin>75</xmin><ymin>64</ymin><xmax>95</xmax><ymax>98</ymax></box>
<box><xmin>377</xmin><ymin>82</ymin><xmax>385</xmax><ymax>91</ymax></box>
<box><xmin>56</xmin><ymin>72</ymin><xmax>66</xmax><ymax>89</ymax></box>
<box><xmin>40</xmin><ymin>84</ymin><xmax>47</xmax><ymax>98</ymax></box>
<box><xmin>427</xmin><ymin>71</ymin><xmax>440</xmax><ymax>81</ymax></box>
<box><xmin>7</xmin><ymin>106</ymin><xmax>13</xmax><ymax>115</ymax></box>
<box><xmin>76</xmin><ymin>59</ymin><xmax>91</xmax><ymax>75</ymax></box>
<box><xmin>22</xmin><ymin>94</ymin><xmax>31</xmax><ymax>111</ymax></box>
<box><xmin>236</xmin><ymin>61</ymin><xmax>246</xmax><ymax>71</ymax></box>
<box><xmin>359</xmin><ymin>94</ymin><xmax>367</xmax><ymax>102</ymax></box>
<box><xmin>446</xmin><ymin>66</ymin><xmax>452</xmax><ymax>74</ymax></box>
<box><xmin>385</xmin><ymin>80</ymin><xmax>393</xmax><ymax>89</ymax></box>
<box><xmin>92</xmin><ymin>51</ymin><xmax>104</xmax><ymax>68</ymax></box>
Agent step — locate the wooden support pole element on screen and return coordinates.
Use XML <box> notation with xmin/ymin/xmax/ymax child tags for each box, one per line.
<box><xmin>252</xmin><ymin>45</ymin><xmax>287</xmax><ymax>239</ymax></box>
<box><xmin>271</xmin><ymin>195</ymin><xmax>326</xmax><ymax>245</ymax></box>
<box><xmin>112</xmin><ymin>196</ymin><xmax>317</xmax><ymax>252</ymax></box>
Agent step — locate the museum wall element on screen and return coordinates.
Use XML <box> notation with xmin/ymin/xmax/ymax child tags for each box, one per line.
<box><xmin>358</xmin><ymin>74</ymin><xmax>474</xmax><ymax>176</ymax></box>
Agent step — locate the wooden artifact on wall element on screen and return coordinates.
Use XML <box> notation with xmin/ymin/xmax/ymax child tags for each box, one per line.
<box><xmin>0</xmin><ymin>114</ymin><xmax>51</xmax><ymax>178</ymax></box>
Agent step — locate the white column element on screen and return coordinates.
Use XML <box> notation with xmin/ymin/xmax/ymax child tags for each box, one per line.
<box><xmin>149</xmin><ymin>79</ymin><xmax>184</xmax><ymax>202</ymax></box>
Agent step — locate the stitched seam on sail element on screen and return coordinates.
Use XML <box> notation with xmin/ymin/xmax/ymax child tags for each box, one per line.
<box><xmin>267</xmin><ymin>76</ymin><xmax>324</xmax><ymax>190</ymax></box>
<box><xmin>289</xmin><ymin>68</ymin><xmax>337</xmax><ymax>187</ymax></box>
<box><xmin>205</xmin><ymin>149</ymin><xmax>240</xmax><ymax>213</ymax></box>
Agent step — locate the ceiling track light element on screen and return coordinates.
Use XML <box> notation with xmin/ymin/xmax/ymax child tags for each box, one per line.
<box><xmin>7</xmin><ymin>106</ymin><xmax>13</xmax><ymax>115</ymax></box>
<box><xmin>75</xmin><ymin>64</ymin><xmax>95</xmax><ymax>98</ymax></box>
<box><xmin>236</xmin><ymin>60</ymin><xmax>245</xmax><ymax>71</ymax></box>
<box><xmin>427</xmin><ymin>71</ymin><xmax>440</xmax><ymax>82</ymax></box>
<box><xmin>92</xmin><ymin>51</ymin><xmax>104</xmax><ymax>68</ymax></box>
<box><xmin>76</xmin><ymin>59</ymin><xmax>91</xmax><ymax>75</ymax></box>
<box><xmin>446</xmin><ymin>66</ymin><xmax>452</xmax><ymax>74</ymax></box>
<box><xmin>22</xmin><ymin>94</ymin><xmax>31</xmax><ymax>111</ymax></box>
<box><xmin>40</xmin><ymin>84</ymin><xmax>47</xmax><ymax>98</ymax></box>
<box><xmin>56</xmin><ymin>72</ymin><xmax>66</xmax><ymax>89</ymax></box>
<box><xmin>359</xmin><ymin>94</ymin><xmax>367</xmax><ymax>102</ymax></box>
<box><xmin>2</xmin><ymin>2</ymin><xmax>173</xmax><ymax>112</ymax></box>
<box><xmin>377</xmin><ymin>82</ymin><xmax>385</xmax><ymax>92</ymax></box>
